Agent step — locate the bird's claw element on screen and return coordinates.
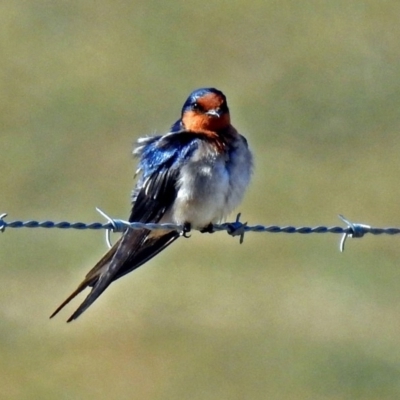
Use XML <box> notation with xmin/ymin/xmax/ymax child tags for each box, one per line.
<box><xmin>200</xmin><ymin>223</ymin><xmax>215</xmax><ymax>234</ymax></box>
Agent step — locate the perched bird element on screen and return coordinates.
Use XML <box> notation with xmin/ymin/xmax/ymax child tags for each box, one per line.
<box><xmin>50</xmin><ymin>87</ymin><xmax>253</xmax><ymax>322</ymax></box>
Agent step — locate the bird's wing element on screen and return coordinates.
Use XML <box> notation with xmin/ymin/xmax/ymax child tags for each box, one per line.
<box><xmin>52</xmin><ymin>133</ymin><xmax>198</xmax><ymax>321</ymax></box>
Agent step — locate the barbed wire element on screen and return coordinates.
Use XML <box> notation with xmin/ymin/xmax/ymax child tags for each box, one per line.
<box><xmin>1</xmin><ymin>210</ymin><xmax>399</xmax><ymax>252</ymax></box>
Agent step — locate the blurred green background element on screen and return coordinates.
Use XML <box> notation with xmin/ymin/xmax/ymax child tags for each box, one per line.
<box><xmin>1</xmin><ymin>1</ymin><xmax>400</xmax><ymax>399</ymax></box>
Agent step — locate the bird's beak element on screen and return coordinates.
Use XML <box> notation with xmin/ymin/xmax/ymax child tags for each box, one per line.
<box><xmin>206</xmin><ymin>109</ymin><xmax>222</xmax><ymax>118</ymax></box>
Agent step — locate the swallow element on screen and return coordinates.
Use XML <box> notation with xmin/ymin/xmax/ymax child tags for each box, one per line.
<box><xmin>50</xmin><ymin>87</ymin><xmax>253</xmax><ymax>322</ymax></box>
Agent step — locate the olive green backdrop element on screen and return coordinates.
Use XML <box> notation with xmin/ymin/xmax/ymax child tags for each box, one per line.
<box><xmin>1</xmin><ymin>1</ymin><xmax>400</xmax><ymax>399</ymax></box>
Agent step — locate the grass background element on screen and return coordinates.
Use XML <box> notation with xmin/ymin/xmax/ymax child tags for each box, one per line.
<box><xmin>1</xmin><ymin>1</ymin><xmax>400</xmax><ymax>399</ymax></box>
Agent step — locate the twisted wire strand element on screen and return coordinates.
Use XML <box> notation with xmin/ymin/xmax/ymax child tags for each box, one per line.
<box><xmin>1</xmin><ymin>212</ymin><xmax>400</xmax><ymax>235</ymax></box>
<box><xmin>1</xmin><ymin>212</ymin><xmax>399</xmax><ymax>251</ymax></box>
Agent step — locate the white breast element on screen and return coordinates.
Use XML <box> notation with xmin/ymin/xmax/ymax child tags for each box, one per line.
<box><xmin>171</xmin><ymin>137</ymin><xmax>252</xmax><ymax>228</ymax></box>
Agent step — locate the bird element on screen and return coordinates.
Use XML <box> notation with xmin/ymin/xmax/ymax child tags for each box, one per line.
<box><xmin>50</xmin><ymin>87</ymin><xmax>253</xmax><ymax>322</ymax></box>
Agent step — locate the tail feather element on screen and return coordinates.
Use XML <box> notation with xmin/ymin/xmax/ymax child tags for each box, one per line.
<box><xmin>49</xmin><ymin>240</ymin><xmax>119</xmax><ymax>319</ymax></box>
<box><xmin>49</xmin><ymin>281</ymin><xmax>89</xmax><ymax>319</ymax></box>
<box><xmin>51</xmin><ymin>229</ymin><xmax>180</xmax><ymax>322</ymax></box>
<box><xmin>66</xmin><ymin>231</ymin><xmax>180</xmax><ymax>322</ymax></box>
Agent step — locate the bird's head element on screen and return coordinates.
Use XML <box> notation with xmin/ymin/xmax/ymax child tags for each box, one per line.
<box><xmin>180</xmin><ymin>88</ymin><xmax>231</xmax><ymax>132</ymax></box>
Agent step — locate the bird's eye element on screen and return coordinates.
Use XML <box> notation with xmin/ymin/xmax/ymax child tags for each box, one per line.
<box><xmin>192</xmin><ymin>102</ymin><xmax>203</xmax><ymax>112</ymax></box>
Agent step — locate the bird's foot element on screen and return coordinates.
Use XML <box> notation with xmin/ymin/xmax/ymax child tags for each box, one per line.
<box><xmin>200</xmin><ymin>223</ymin><xmax>215</xmax><ymax>234</ymax></box>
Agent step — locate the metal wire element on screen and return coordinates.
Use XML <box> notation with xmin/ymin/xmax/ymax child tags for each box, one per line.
<box><xmin>1</xmin><ymin>211</ymin><xmax>399</xmax><ymax>252</ymax></box>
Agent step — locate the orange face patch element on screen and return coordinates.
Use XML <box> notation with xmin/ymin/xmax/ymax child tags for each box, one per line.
<box><xmin>182</xmin><ymin>92</ymin><xmax>231</xmax><ymax>133</ymax></box>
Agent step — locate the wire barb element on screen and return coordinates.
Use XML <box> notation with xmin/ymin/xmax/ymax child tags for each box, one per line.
<box><xmin>0</xmin><ymin>213</ymin><xmax>7</xmax><ymax>233</ymax></box>
<box><xmin>225</xmin><ymin>213</ymin><xmax>247</xmax><ymax>244</ymax></box>
<box><xmin>338</xmin><ymin>214</ymin><xmax>371</xmax><ymax>252</ymax></box>
<box><xmin>96</xmin><ymin>207</ymin><xmax>129</xmax><ymax>248</ymax></box>
<box><xmin>96</xmin><ymin>207</ymin><xmax>114</xmax><ymax>248</ymax></box>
